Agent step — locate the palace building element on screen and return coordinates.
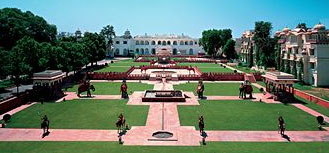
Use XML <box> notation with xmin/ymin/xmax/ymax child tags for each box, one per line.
<box><xmin>111</xmin><ymin>30</ymin><xmax>204</xmax><ymax>56</ymax></box>
<box><xmin>240</xmin><ymin>30</ymin><xmax>255</xmax><ymax>66</ymax></box>
<box><xmin>275</xmin><ymin>24</ymin><xmax>329</xmax><ymax>86</ymax></box>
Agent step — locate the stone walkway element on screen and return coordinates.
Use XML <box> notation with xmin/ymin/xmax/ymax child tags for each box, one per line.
<box><xmin>1</xmin><ymin>80</ymin><xmax>329</xmax><ymax>146</ymax></box>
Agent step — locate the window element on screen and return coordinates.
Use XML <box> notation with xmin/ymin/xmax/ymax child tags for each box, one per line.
<box><xmin>145</xmin><ymin>41</ymin><xmax>149</xmax><ymax>45</ymax></box>
<box><xmin>189</xmin><ymin>48</ymin><xmax>193</xmax><ymax>55</ymax></box>
<box><xmin>152</xmin><ymin>48</ymin><xmax>156</xmax><ymax>54</ymax></box>
<box><xmin>145</xmin><ymin>48</ymin><xmax>149</xmax><ymax>55</ymax></box>
<box><xmin>158</xmin><ymin>41</ymin><xmax>161</xmax><ymax>45</ymax></box>
<box><xmin>141</xmin><ymin>48</ymin><xmax>144</xmax><ymax>55</ymax></box>
<box><xmin>195</xmin><ymin>41</ymin><xmax>198</xmax><ymax>45</ymax></box>
<box><xmin>151</xmin><ymin>41</ymin><xmax>156</xmax><ymax>45</ymax></box>
<box><xmin>173</xmin><ymin>41</ymin><xmax>177</xmax><ymax>45</ymax></box>
<box><xmin>162</xmin><ymin>41</ymin><xmax>166</xmax><ymax>45</ymax></box>
<box><xmin>140</xmin><ymin>41</ymin><xmax>144</xmax><ymax>45</ymax></box>
<box><xmin>310</xmin><ymin>62</ymin><xmax>315</xmax><ymax>69</ymax></box>
<box><xmin>310</xmin><ymin>49</ymin><xmax>315</xmax><ymax>55</ymax></box>
<box><xmin>115</xmin><ymin>48</ymin><xmax>120</xmax><ymax>55</ymax></box>
<box><xmin>173</xmin><ymin>48</ymin><xmax>177</xmax><ymax>55</ymax></box>
<box><xmin>189</xmin><ymin>41</ymin><xmax>193</xmax><ymax>45</ymax></box>
<box><xmin>167</xmin><ymin>41</ymin><xmax>171</xmax><ymax>45</ymax></box>
<box><xmin>180</xmin><ymin>41</ymin><xmax>184</xmax><ymax>45</ymax></box>
<box><xmin>116</xmin><ymin>41</ymin><xmax>120</xmax><ymax>44</ymax></box>
<box><xmin>123</xmin><ymin>41</ymin><xmax>127</xmax><ymax>44</ymax></box>
<box><xmin>136</xmin><ymin>41</ymin><xmax>139</xmax><ymax>45</ymax></box>
<box><xmin>185</xmin><ymin>41</ymin><xmax>188</xmax><ymax>45</ymax></box>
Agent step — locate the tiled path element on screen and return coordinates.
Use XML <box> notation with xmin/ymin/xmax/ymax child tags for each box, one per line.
<box><xmin>1</xmin><ymin>81</ymin><xmax>329</xmax><ymax>145</ymax></box>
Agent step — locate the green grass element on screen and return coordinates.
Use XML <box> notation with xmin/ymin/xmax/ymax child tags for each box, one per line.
<box><xmin>256</xmin><ymin>81</ymin><xmax>266</xmax><ymax>88</ymax></box>
<box><xmin>0</xmin><ymin>79</ymin><xmax>14</xmax><ymax>89</ymax></box>
<box><xmin>5</xmin><ymin>99</ymin><xmax>148</xmax><ymax>129</ymax></box>
<box><xmin>295</xmin><ymin>96</ymin><xmax>329</xmax><ymax>117</ymax></box>
<box><xmin>95</xmin><ymin>66</ymin><xmax>130</xmax><ymax>72</ymax></box>
<box><xmin>294</xmin><ymin>82</ymin><xmax>313</xmax><ymax>91</ymax></box>
<box><xmin>177</xmin><ymin>63</ymin><xmax>233</xmax><ymax>73</ymax></box>
<box><xmin>233</xmin><ymin>65</ymin><xmax>259</xmax><ymax>74</ymax></box>
<box><xmin>95</xmin><ymin>59</ymin><xmax>149</xmax><ymax>72</ymax></box>
<box><xmin>66</xmin><ymin>82</ymin><xmax>153</xmax><ymax>95</ymax></box>
<box><xmin>174</xmin><ymin>83</ymin><xmax>261</xmax><ymax>96</ymax></box>
<box><xmin>179</xmin><ymin>100</ymin><xmax>319</xmax><ymax>131</ymax></box>
<box><xmin>0</xmin><ymin>142</ymin><xmax>328</xmax><ymax>153</ymax></box>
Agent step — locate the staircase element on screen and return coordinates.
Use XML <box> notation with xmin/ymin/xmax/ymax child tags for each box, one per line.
<box><xmin>244</xmin><ymin>74</ymin><xmax>256</xmax><ymax>83</ymax></box>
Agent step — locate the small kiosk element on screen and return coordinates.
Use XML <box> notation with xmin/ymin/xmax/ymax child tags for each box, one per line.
<box><xmin>32</xmin><ymin>70</ymin><xmax>65</xmax><ymax>100</ymax></box>
<box><xmin>262</xmin><ymin>71</ymin><xmax>298</xmax><ymax>101</ymax></box>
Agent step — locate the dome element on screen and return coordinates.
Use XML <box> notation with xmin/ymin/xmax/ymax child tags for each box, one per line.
<box><xmin>283</xmin><ymin>27</ymin><xmax>291</xmax><ymax>32</ymax></box>
<box><xmin>313</xmin><ymin>23</ymin><xmax>326</xmax><ymax>30</ymax></box>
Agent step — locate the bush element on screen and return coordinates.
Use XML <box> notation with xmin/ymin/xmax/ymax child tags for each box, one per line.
<box><xmin>223</xmin><ymin>66</ymin><xmax>226</xmax><ymax>68</ymax></box>
<box><xmin>104</xmin><ymin>63</ymin><xmax>108</xmax><ymax>66</ymax></box>
<box><xmin>234</xmin><ymin>70</ymin><xmax>237</xmax><ymax>73</ymax></box>
<box><xmin>3</xmin><ymin>114</ymin><xmax>11</xmax><ymax>123</ymax></box>
<box><xmin>111</xmin><ymin>61</ymin><xmax>114</xmax><ymax>64</ymax></box>
<box><xmin>259</xmin><ymin>88</ymin><xmax>264</xmax><ymax>93</ymax></box>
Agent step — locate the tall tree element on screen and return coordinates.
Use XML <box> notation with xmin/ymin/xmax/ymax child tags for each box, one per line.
<box><xmin>199</xmin><ymin>29</ymin><xmax>232</xmax><ymax>58</ymax></box>
<box><xmin>83</xmin><ymin>32</ymin><xmax>106</xmax><ymax>65</ymax></box>
<box><xmin>0</xmin><ymin>48</ymin><xmax>10</xmax><ymax>79</ymax></box>
<box><xmin>296</xmin><ymin>23</ymin><xmax>308</xmax><ymax>31</ymax></box>
<box><xmin>253</xmin><ymin>21</ymin><xmax>275</xmax><ymax>68</ymax></box>
<box><xmin>100</xmin><ymin>25</ymin><xmax>116</xmax><ymax>46</ymax></box>
<box><xmin>222</xmin><ymin>39</ymin><xmax>237</xmax><ymax>60</ymax></box>
<box><xmin>0</xmin><ymin>8</ymin><xmax>57</xmax><ymax>50</ymax></box>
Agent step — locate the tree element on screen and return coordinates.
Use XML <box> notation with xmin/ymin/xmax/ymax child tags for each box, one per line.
<box><xmin>253</xmin><ymin>21</ymin><xmax>275</xmax><ymax>68</ymax></box>
<box><xmin>83</xmin><ymin>32</ymin><xmax>106</xmax><ymax>65</ymax></box>
<box><xmin>292</xmin><ymin>54</ymin><xmax>297</xmax><ymax>78</ymax></box>
<box><xmin>0</xmin><ymin>48</ymin><xmax>10</xmax><ymax>79</ymax></box>
<box><xmin>0</xmin><ymin>8</ymin><xmax>57</xmax><ymax>50</ymax></box>
<box><xmin>58</xmin><ymin>41</ymin><xmax>86</xmax><ymax>73</ymax></box>
<box><xmin>9</xmin><ymin>42</ymin><xmax>32</xmax><ymax>94</ymax></box>
<box><xmin>199</xmin><ymin>29</ymin><xmax>232</xmax><ymax>57</ymax></box>
<box><xmin>296</xmin><ymin>23</ymin><xmax>308</xmax><ymax>31</ymax></box>
<box><xmin>100</xmin><ymin>25</ymin><xmax>116</xmax><ymax>46</ymax></box>
<box><xmin>298</xmin><ymin>59</ymin><xmax>304</xmax><ymax>81</ymax></box>
<box><xmin>222</xmin><ymin>39</ymin><xmax>237</xmax><ymax>60</ymax></box>
<box><xmin>274</xmin><ymin>36</ymin><xmax>281</xmax><ymax>70</ymax></box>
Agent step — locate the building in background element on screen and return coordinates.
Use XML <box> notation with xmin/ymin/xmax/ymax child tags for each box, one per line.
<box><xmin>275</xmin><ymin>24</ymin><xmax>329</xmax><ymax>86</ymax></box>
<box><xmin>111</xmin><ymin>30</ymin><xmax>204</xmax><ymax>56</ymax></box>
<box><xmin>240</xmin><ymin>30</ymin><xmax>255</xmax><ymax>67</ymax></box>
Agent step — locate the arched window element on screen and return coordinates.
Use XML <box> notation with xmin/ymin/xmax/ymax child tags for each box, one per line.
<box><xmin>173</xmin><ymin>41</ymin><xmax>177</xmax><ymax>45</ymax></box>
<box><xmin>180</xmin><ymin>41</ymin><xmax>184</xmax><ymax>45</ymax></box>
<box><xmin>151</xmin><ymin>41</ymin><xmax>156</xmax><ymax>45</ymax></box>
<box><xmin>162</xmin><ymin>41</ymin><xmax>166</xmax><ymax>45</ymax></box>
<box><xmin>141</xmin><ymin>48</ymin><xmax>144</xmax><ymax>55</ymax></box>
<box><xmin>185</xmin><ymin>41</ymin><xmax>188</xmax><ymax>45</ymax></box>
<box><xmin>195</xmin><ymin>41</ymin><xmax>198</xmax><ymax>45</ymax></box>
<box><xmin>145</xmin><ymin>48</ymin><xmax>149</xmax><ymax>55</ymax></box>
<box><xmin>140</xmin><ymin>41</ymin><xmax>144</xmax><ymax>45</ymax></box>
<box><xmin>189</xmin><ymin>48</ymin><xmax>193</xmax><ymax>55</ymax></box>
<box><xmin>158</xmin><ymin>41</ymin><xmax>161</xmax><ymax>45</ymax></box>
<box><xmin>189</xmin><ymin>41</ymin><xmax>193</xmax><ymax>45</ymax></box>
<box><xmin>145</xmin><ymin>41</ymin><xmax>149</xmax><ymax>45</ymax></box>
<box><xmin>173</xmin><ymin>48</ymin><xmax>178</xmax><ymax>55</ymax></box>
<box><xmin>152</xmin><ymin>48</ymin><xmax>156</xmax><ymax>54</ymax></box>
<box><xmin>136</xmin><ymin>40</ymin><xmax>139</xmax><ymax>45</ymax></box>
<box><xmin>115</xmin><ymin>48</ymin><xmax>120</xmax><ymax>55</ymax></box>
<box><xmin>167</xmin><ymin>41</ymin><xmax>171</xmax><ymax>45</ymax></box>
<box><xmin>123</xmin><ymin>49</ymin><xmax>128</xmax><ymax>56</ymax></box>
<box><xmin>136</xmin><ymin>48</ymin><xmax>139</xmax><ymax>54</ymax></box>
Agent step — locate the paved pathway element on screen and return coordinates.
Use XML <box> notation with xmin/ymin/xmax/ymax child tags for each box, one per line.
<box><xmin>2</xmin><ymin>80</ymin><xmax>329</xmax><ymax>146</ymax></box>
<box><xmin>0</xmin><ymin>102</ymin><xmax>36</xmax><ymax>119</ymax></box>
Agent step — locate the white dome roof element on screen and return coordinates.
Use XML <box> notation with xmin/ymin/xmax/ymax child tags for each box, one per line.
<box><xmin>313</xmin><ymin>24</ymin><xmax>326</xmax><ymax>30</ymax></box>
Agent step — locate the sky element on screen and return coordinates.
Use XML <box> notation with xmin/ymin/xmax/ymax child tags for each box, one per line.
<box><xmin>1</xmin><ymin>0</ymin><xmax>329</xmax><ymax>38</ymax></box>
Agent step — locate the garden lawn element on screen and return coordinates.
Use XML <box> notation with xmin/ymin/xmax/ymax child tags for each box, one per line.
<box><xmin>178</xmin><ymin>100</ymin><xmax>319</xmax><ymax>131</ymax></box>
<box><xmin>5</xmin><ymin>99</ymin><xmax>148</xmax><ymax>129</ymax></box>
<box><xmin>95</xmin><ymin>59</ymin><xmax>149</xmax><ymax>72</ymax></box>
<box><xmin>174</xmin><ymin>83</ymin><xmax>261</xmax><ymax>96</ymax></box>
<box><xmin>233</xmin><ymin>65</ymin><xmax>259</xmax><ymax>74</ymax></box>
<box><xmin>177</xmin><ymin>63</ymin><xmax>233</xmax><ymax>73</ymax></box>
<box><xmin>295</xmin><ymin>96</ymin><xmax>329</xmax><ymax>117</ymax></box>
<box><xmin>66</xmin><ymin>82</ymin><xmax>153</xmax><ymax>95</ymax></box>
<box><xmin>0</xmin><ymin>142</ymin><xmax>328</xmax><ymax>153</ymax></box>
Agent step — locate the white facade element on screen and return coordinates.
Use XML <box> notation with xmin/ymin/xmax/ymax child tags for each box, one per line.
<box><xmin>275</xmin><ymin>24</ymin><xmax>329</xmax><ymax>87</ymax></box>
<box><xmin>111</xmin><ymin>30</ymin><xmax>204</xmax><ymax>56</ymax></box>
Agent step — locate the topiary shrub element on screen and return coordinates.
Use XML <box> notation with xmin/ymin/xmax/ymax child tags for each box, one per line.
<box><xmin>259</xmin><ymin>88</ymin><xmax>264</xmax><ymax>93</ymax></box>
<box><xmin>317</xmin><ymin>116</ymin><xmax>324</xmax><ymax>125</ymax></box>
<box><xmin>223</xmin><ymin>66</ymin><xmax>226</xmax><ymax>68</ymax></box>
<box><xmin>3</xmin><ymin>114</ymin><xmax>11</xmax><ymax>123</ymax></box>
<box><xmin>234</xmin><ymin>70</ymin><xmax>237</xmax><ymax>73</ymax></box>
<box><xmin>104</xmin><ymin>63</ymin><xmax>108</xmax><ymax>66</ymax></box>
<box><xmin>111</xmin><ymin>61</ymin><xmax>114</xmax><ymax>64</ymax></box>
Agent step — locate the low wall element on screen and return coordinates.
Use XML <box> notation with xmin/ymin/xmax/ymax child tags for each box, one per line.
<box><xmin>201</xmin><ymin>73</ymin><xmax>244</xmax><ymax>81</ymax></box>
<box><xmin>0</xmin><ymin>93</ymin><xmax>29</xmax><ymax>115</ymax></box>
<box><xmin>252</xmin><ymin>73</ymin><xmax>263</xmax><ymax>81</ymax></box>
<box><xmin>294</xmin><ymin>89</ymin><xmax>329</xmax><ymax>108</ymax></box>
